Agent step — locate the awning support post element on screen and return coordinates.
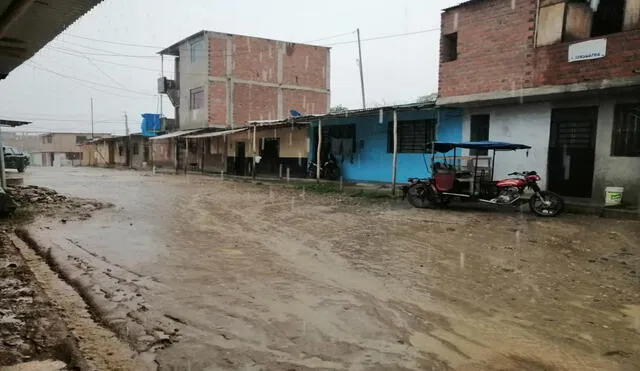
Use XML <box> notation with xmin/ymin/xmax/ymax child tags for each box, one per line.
<box><xmin>252</xmin><ymin>124</ymin><xmax>257</xmax><ymax>180</ymax></box>
<box><xmin>391</xmin><ymin>110</ymin><xmax>398</xmax><ymax>196</ymax></box>
<box><xmin>316</xmin><ymin>120</ymin><xmax>322</xmax><ymax>183</ymax></box>
<box><xmin>0</xmin><ymin>125</ymin><xmax>6</xmax><ymax>190</ymax></box>
<box><xmin>184</xmin><ymin>138</ymin><xmax>189</xmax><ymax>175</ymax></box>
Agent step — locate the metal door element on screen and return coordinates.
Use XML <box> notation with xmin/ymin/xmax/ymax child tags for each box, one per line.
<box><xmin>235</xmin><ymin>142</ymin><xmax>246</xmax><ymax>175</ymax></box>
<box><xmin>547</xmin><ymin>107</ymin><xmax>598</xmax><ymax>198</ymax></box>
<box><xmin>258</xmin><ymin>138</ymin><xmax>279</xmax><ymax>175</ymax></box>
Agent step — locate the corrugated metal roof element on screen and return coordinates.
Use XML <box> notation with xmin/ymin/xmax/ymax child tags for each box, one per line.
<box><xmin>185</xmin><ymin>127</ymin><xmax>248</xmax><ymax>139</ymax></box>
<box><xmin>0</xmin><ymin>0</ymin><xmax>103</xmax><ymax>79</ymax></box>
<box><xmin>149</xmin><ymin>129</ymin><xmax>205</xmax><ymax>141</ymax></box>
<box><xmin>158</xmin><ymin>30</ymin><xmax>207</xmax><ymax>56</ymax></box>
<box><xmin>159</xmin><ymin>29</ymin><xmax>333</xmax><ymax>56</ymax></box>
<box><xmin>442</xmin><ymin>0</ymin><xmax>483</xmax><ymax>11</ymax></box>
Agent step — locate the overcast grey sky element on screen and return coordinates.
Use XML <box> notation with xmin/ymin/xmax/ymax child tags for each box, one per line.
<box><xmin>0</xmin><ymin>0</ymin><xmax>462</xmax><ymax>135</ymax></box>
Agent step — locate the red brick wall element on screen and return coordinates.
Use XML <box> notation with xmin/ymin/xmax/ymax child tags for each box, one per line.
<box><xmin>207</xmin><ymin>34</ymin><xmax>329</xmax><ymax>126</ymax></box>
<box><xmin>208</xmin><ymin>82</ymin><xmax>226</xmax><ymax>126</ymax></box>
<box><xmin>282</xmin><ymin>43</ymin><xmax>328</xmax><ymax>88</ymax></box>
<box><xmin>439</xmin><ymin>0</ymin><xmax>538</xmax><ymax>98</ymax></box>
<box><xmin>282</xmin><ymin>89</ymin><xmax>327</xmax><ymax>117</ymax></box>
<box><xmin>231</xmin><ymin>36</ymin><xmax>278</xmax><ymax>83</ymax></box>
<box><xmin>439</xmin><ymin>1</ymin><xmax>640</xmax><ymax>98</ymax></box>
<box><xmin>209</xmin><ymin>38</ymin><xmax>226</xmax><ymax>77</ymax></box>
<box><xmin>533</xmin><ymin>30</ymin><xmax>640</xmax><ymax>86</ymax></box>
<box><xmin>232</xmin><ymin>84</ymin><xmax>278</xmax><ymax>124</ymax></box>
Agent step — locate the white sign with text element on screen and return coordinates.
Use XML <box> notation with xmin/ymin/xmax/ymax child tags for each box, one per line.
<box><xmin>568</xmin><ymin>39</ymin><xmax>607</xmax><ymax>62</ymax></box>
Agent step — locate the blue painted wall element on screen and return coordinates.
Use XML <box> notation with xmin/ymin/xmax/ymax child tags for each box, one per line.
<box><xmin>308</xmin><ymin>108</ymin><xmax>463</xmax><ymax>183</ymax></box>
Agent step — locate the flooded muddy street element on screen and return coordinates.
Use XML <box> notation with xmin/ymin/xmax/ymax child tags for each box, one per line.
<box><xmin>21</xmin><ymin>167</ymin><xmax>640</xmax><ymax>370</ymax></box>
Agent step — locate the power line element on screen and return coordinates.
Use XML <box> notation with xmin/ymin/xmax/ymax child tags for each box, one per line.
<box><xmin>49</xmin><ymin>46</ymin><xmax>183</xmax><ymax>75</ymax></box>
<box><xmin>305</xmin><ymin>30</ymin><xmax>356</xmax><ymax>43</ymax></box>
<box><xmin>54</xmin><ymin>39</ymin><xmax>161</xmax><ymax>57</ymax></box>
<box><xmin>62</xmin><ymin>33</ymin><xmax>165</xmax><ymax>49</ymax></box>
<box><xmin>0</xmin><ymin>115</ymin><xmax>125</xmax><ymax>123</ymax></box>
<box><xmin>25</xmin><ymin>62</ymin><xmax>157</xmax><ymax>101</ymax></box>
<box><xmin>327</xmin><ymin>28</ymin><xmax>440</xmax><ymax>46</ymax></box>
<box><xmin>26</xmin><ymin>61</ymin><xmax>156</xmax><ymax>97</ymax></box>
<box><xmin>51</xmin><ymin>27</ymin><xmax>441</xmax><ymax>61</ymax></box>
<box><xmin>47</xmin><ymin>44</ymin><xmax>158</xmax><ymax>58</ymax></box>
<box><xmin>61</xmin><ymin>31</ymin><xmax>355</xmax><ymax>51</ymax></box>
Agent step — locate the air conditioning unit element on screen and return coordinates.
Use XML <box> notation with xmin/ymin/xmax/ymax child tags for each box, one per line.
<box><xmin>157</xmin><ymin>77</ymin><xmax>167</xmax><ymax>93</ymax></box>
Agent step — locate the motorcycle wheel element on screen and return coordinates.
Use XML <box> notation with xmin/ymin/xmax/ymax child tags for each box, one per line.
<box><xmin>406</xmin><ymin>183</ymin><xmax>433</xmax><ymax>209</ymax></box>
<box><xmin>326</xmin><ymin>166</ymin><xmax>340</xmax><ymax>181</ymax></box>
<box><xmin>529</xmin><ymin>191</ymin><xmax>564</xmax><ymax>217</ymax></box>
<box><xmin>307</xmin><ymin>167</ymin><xmax>316</xmax><ymax>178</ymax></box>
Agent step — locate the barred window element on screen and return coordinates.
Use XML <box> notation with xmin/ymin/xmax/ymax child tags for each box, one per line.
<box><xmin>387</xmin><ymin>119</ymin><xmax>436</xmax><ymax>153</ymax></box>
<box><xmin>611</xmin><ymin>104</ymin><xmax>640</xmax><ymax>157</ymax></box>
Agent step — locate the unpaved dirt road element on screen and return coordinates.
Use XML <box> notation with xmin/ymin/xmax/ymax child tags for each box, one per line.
<box><xmin>21</xmin><ymin>167</ymin><xmax>640</xmax><ymax>370</ymax></box>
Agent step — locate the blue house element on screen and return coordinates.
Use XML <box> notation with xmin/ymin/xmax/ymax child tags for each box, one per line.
<box><xmin>306</xmin><ymin>103</ymin><xmax>463</xmax><ymax>183</ymax></box>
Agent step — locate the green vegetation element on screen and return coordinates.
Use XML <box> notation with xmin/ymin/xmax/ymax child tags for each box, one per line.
<box><xmin>291</xmin><ymin>182</ymin><xmax>342</xmax><ymax>194</ymax></box>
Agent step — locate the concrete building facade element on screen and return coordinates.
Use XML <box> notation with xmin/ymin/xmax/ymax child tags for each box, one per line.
<box><xmin>28</xmin><ymin>132</ymin><xmax>109</xmax><ymax>167</ymax></box>
<box><xmin>158</xmin><ymin>30</ymin><xmax>331</xmax><ymax>130</ymax></box>
<box><xmin>83</xmin><ymin>135</ymin><xmax>151</xmax><ymax>169</ymax></box>
<box><xmin>437</xmin><ymin>0</ymin><xmax>640</xmax><ymax>206</ymax></box>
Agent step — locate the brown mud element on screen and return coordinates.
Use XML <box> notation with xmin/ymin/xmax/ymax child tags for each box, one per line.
<box><xmin>0</xmin><ymin>184</ymin><xmax>146</xmax><ymax>370</ymax></box>
<box><xmin>16</xmin><ymin>168</ymin><xmax>640</xmax><ymax>371</ymax></box>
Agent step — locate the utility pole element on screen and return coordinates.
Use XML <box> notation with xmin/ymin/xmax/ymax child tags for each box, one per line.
<box><xmin>124</xmin><ymin>112</ymin><xmax>132</xmax><ymax>169</ymax></box>
<box><xmin>357</xmin><ymin>28</ymin><xmax>366</xmax><ymax>109</ymax></box>
<box><xmin>0</xmin><ymin>124</ymin><xmax>6</xmax><ymax>190</ymax></box>
<box><xmin>124</xmin><ymin>112</ymin><xmax>129</xmax><ymax>136</ymax></box>
<box><xmin>90</xmin><ymin>98</ymin><xmax>94</xmax><ymax>139</ymax></box>
<box><xmin>160</xmin><ymin>55</ymin><xmax>164</xmax><ymax>118</ymax></box>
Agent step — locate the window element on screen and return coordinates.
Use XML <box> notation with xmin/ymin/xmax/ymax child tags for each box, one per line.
<box><xmin>441</xmin><ymin>32</ymin><xmax>458</xmax><ymax>62</ymax></box>
<box><xmin>66</xmin><ymin>152</ymin><xmax>81</xmax><ymax>160</ymax></box>
<box><xmin>591</xmin><ymin>0</ymin><xmax>625</xmax><ymax>37</ymax></box>
<box><xmin>611</xmin><ymin>104</ymin><xmax>640</xmax><ymax>157</ymax></box>
<box><xmin>190</xmin><ymin>38</ymin><xmax>204</xmax><ymax>63</ymax></box>
<box><xmin>470</xmin><ymin>114</ymin><xmax>490</xmax><ymax>156</ymax></box>
<box><xmin>537</xmin><ymin>0</ymin><xmax>631</xmax><ymax>46</ymax></box>
<box><xmin>42</xmin><ymin>135</ymin><xmax>52</xmax><ymax>144</ymax></box>
<box><xmin>190</xmin><ymin>87</ymin><xmax>204</xmax><ymax>110</ymax></box>
<box><xmin>76</xmin><ymin>135</ymin><xmax>88</xmax><ymax>145</ymax></box>
<box><xmin>387</xmin><ymin>120</ymin><xmax>436</xmax><ymax>153</ymax></box>
<box><xmin>133</xmin><ymin>143</ymin><xmax>139</xmax><ymax>155</ymax></box>
<box><xmin>118</xmin><ymin>145</ymin><xmax>124</xmax><ymax>156</ymax></box>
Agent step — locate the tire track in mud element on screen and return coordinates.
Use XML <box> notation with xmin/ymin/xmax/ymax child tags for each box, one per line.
<box><xmin>9</xmin><ymin>232</ymin><xmax>150</xmax><ymax>371</ymax></box>
<box><xmin>15</xmin><ymin>226</ymin><xmax>185</xmax><ymax>370</ymax></box>
<box><xmin>202</xmin><ymin>185</ymin><xmax>627</xmax><ymax>370</ymax></box>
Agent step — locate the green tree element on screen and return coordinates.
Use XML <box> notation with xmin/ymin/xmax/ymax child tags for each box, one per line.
<box><xmin>417</xmin><ymin>93</ymin><xmax>438</xmax><ymax>103</ymax></box>
<box><xmin>329</xmin><ymin>105</ymin><xmax>349</xmax><ymax>113</ymax></box>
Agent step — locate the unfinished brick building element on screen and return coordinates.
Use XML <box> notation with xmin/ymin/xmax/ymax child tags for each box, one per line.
<box><xmin>437</xmin><ymin>0</ymin><xmax>640</xmax><ymax>206</ymax></box>
<box><xmin>159</xmin><ymin>30</ymin><xmax>331</xmax><ymax>130</ymax></box>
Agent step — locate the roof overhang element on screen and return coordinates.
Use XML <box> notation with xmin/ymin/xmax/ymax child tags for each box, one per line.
<box><xmin>442</xmin><ymin>0</ymin><xmax>482</xmax><ymax>12</ymax></box>
<box><xmin>149</xmin><ymin>129</ymin><xmax>206</xmax><ymax>140</ymax></box>
<box><xmin>0</xmin><ymin>118</ymin><xmax>29</xmax><ymax>127</ymax></box>
<box><xmin>436</xmin><ymin>76</ymin><xmax>640</xmax><ymax>107</ymax></box>
<box><xmin>0</xmin><ymin>0</ymin><xmax>103</xmax><ymax>80</ymax></box>
<box><xmin>158</xmin><ymin>30</ymin><xmax>207</xmax><ymax>56</ymax></box>
<box><xmin>185</xmin><ymin>127</ymin><xmax>248</xmax><ymax>139</ymax></box>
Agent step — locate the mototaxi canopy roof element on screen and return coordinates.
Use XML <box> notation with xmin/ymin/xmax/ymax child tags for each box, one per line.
<box><xmin>429</xmin><ymin>141</ymin><xmax>531</xmax><ymax>153</ymax></box>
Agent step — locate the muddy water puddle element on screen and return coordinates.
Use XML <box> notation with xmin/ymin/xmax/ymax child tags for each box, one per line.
<box><xmin>19</xmin><ymin>167</ymin><xmax>640</xmax><ymax>370</ymax></box>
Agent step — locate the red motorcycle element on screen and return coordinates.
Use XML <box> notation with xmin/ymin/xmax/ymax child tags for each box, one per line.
<box><xmin>403</xmin><ymin>141</ymin><xmax>564</xmax><ymax>217</ymax></box>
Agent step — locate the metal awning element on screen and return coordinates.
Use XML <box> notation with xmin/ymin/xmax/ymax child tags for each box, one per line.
<box><xmin>185</xmin><ymin>127</ymin><xmax>248</xmax><ymax>139</ymax></box>
<box><xmin>0</xmin><ymin>0</ymin><xmax>103</xmax><ymax>79</ymax></box>
<box><xmin>0</xmin><ymin>119</ymin><xmax>30</xmax><ymax>127</ymax></box>
<box><xmin>149</xmin><ymin>129</ymin><xmax>204</xmax><ymax>140</ymax></box>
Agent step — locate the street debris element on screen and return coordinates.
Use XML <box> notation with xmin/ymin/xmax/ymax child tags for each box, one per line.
<box><xmin>0</xmin><ymin>233</ymin><xmax>84</xmax><ymax>368</ymax></box>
